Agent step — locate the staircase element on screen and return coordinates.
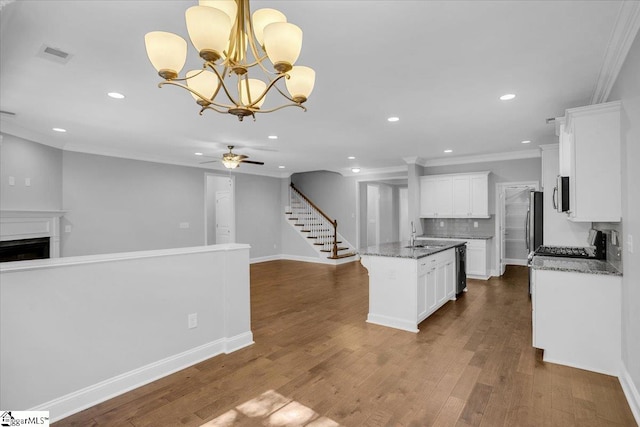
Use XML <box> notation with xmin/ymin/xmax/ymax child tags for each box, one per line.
<box><xmin>286</xmin><ymin>183</ymin><xmax>358</xmax><ymax>264</ymax></box>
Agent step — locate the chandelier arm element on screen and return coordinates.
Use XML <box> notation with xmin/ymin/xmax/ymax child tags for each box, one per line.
<box><xmin>245</xmin><ymin>73</ymin><xmax>288</xmax><ymax>108</ymax></box>
<box><xmin>204</xmin><ymin>63</ymin><xmax>242</xmax><ymax>106</ymax></box>
<box><xmin>158</xmin><ymin>81</ymin><xmax>238</xmax><ymax>110</ymax></box>
<box><xmin>200</xmin><ymin>104</ymin><xmax>232</xmax><ymax>115</ymax></box>
<box><xmin>271</xmin><ymin>81</ymin><xmax>300</xmax><ymax>104</ymax></box>
<box><xmin>253</xmin><ymin>103</ymin><xmax>307</xmax><ymax>114</ymax></box>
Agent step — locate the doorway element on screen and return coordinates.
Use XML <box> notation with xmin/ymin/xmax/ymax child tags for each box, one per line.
<box><xmin>366</xmin><ymin>184</ymin><xmax>380</xmax><ymax>247</ymax></box>
<box><xmin>205</xmin><ymin>174</ymin><xmax>235</xmax><ymax>245</ymax></box>
<box><xmin>495</xmin><ymin>181</ymin><xmax>539</xmax><ymax>275</ymax></box>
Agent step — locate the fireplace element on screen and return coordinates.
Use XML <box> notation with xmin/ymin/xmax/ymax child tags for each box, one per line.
<box><xmin>0</xmin><ymin>237</ymin><xmax>51</xmax><ymax>262</ymax></box>
<box><xmin>0</xmin><ymin>210</ymin><xmax>64</xmax><ymax>261</ymax></box>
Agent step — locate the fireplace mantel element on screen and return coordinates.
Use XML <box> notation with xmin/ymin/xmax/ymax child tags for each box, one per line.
<box><xmin>0</xmin><ymin>210</ymin><xmax>66</xmax><ymax>258</ymax></box>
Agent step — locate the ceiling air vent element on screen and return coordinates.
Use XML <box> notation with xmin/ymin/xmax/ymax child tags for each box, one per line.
<box><xmin>36</xmin><ymin>44</ymin><xmax>73</xmax><ymax>64</ymax></box>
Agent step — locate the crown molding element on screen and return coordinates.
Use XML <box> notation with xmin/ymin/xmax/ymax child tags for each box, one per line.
<box><xmin>341</xmin><ymin>164</ymin><xmax>408</xmax><ymax>177</ymax></box>
<box><xmin>61</xmin><ymin>143</ymin><xmax>288</xmax><ymax>179</ymax></box>
<box><xmin>539</xmin><ymin>143</ymin><xmax>559</xmax><ymax>151</ymax></box>
<box><xmin>590</xmin><ymin>0</ymin><xmax>640</xmax><ymax>104</ymax></box>
<box><xmin>419</xmin><ymin>149</ymin><xmax>541</xmax><ymax>168</ymax></box>
<box><xmin>402</xmin><ymin>156</ymin><xmax>421</xmax><ymax>165</ymax></box>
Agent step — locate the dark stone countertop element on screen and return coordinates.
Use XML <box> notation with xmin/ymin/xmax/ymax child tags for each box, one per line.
<box><xmin>418</xmin><ymin>234</ymin><xmax>494</xmax><ymax>240</ymax></box>
<box><xmin>531</xmin><ymin>256</ymin><xmax>622</xmax><ymax>276</ymax></box>
<box><xmin>360</xmin><ymin>240</ymin><xmax>465</xmax><ymax>260</ymax></box>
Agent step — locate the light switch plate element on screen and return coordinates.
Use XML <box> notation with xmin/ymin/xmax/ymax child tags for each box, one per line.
<box><xmin>628</xmin><ymin>234</ymin><xmax>634</xmax><ymax>254</ymax></box>
<box><xmin>179</xmin><ymin>222</ymin><xmax>190</xmax><ymax>229</ymax></box>
<box><xmin>8</xmin><ymin>176</ymin><xmax>15</xmax><ymax>186</ymax></box>
<box><xmin>188</xmin><ymin>313</ymin><xmax>198</xmax><ymax>329</ymax></box>
<box><xmin>25</xmin><ymin>177</ymin><xmax>31</xmax><ymax>186</ymax></box>
<box><xmin>474</xmin><ymin>221</ymin><xmax>478</xmax><ymax>228</ymax></box>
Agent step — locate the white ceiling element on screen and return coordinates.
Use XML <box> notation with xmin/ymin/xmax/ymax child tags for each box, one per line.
<box><xmin>0</xmin><ymin>1</ymin><xmax>634</xmax><ymax>177</ymax></box>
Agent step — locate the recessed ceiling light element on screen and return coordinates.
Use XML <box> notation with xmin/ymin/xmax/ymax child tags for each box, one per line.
<box><xmin>500</xmin><ymin>93</ymin><xmax>516</xmax><ymax>101</ymax></box>
<box><xmin>278</xmin><ymin>165</ymin><xmax>285</xmax><ymax>169</ymax></box>
<box><xmin>387</xmin><ymin>117</ymin><xmax>399</xmax><ymax>122</ymax></box>
<box><xmin>351</xmin><ymin>168</ymin><xmax>361</xmax><ymax>173</ymax></box>
<box><xmin>444</xmin><ymin>149</ymin><xmax>453</xmax><ymax>153</ymax></box>
<box><xmin>52</xmin><ymin>127</ymin><xmax>67</xmax><ymax>133</ymax></box>
<box><xmin>194</xmin><ymin>152</ymin><xmax>203</xmax><ymax>156</ymax></box>
<box><xmin>107</xmin><ymin>92</ymin><xmax>125</xmax><ymax>99</ymax></box>
<box><xmin>521</xmin><ymin>140</ymin><xmax>531</xmax><ymax>144</ymax></box>
<box><xmin>348</xmin><ymin>156</ymin><xmax>355</xmax><ymax>160</ymax></box>
<box><xmin>268</xmin><ymin>135</ymin><xmax>278</xmax><ymax>139</ymax></box>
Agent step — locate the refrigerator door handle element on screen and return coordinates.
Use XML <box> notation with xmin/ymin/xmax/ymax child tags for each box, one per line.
<box><xmin>552</xmin><ymin>186</ymin><xmax>558</xmax><ymax>210</ymax></box>
<box><xmin>525</xmin><ymin>209</ymin><xmax>530</xmax><ymax>250</ymax></box>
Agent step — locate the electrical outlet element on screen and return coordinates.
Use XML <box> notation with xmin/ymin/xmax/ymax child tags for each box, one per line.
<box><xmin>8</xmin><ymin>176</ymin><xmax>15</xmax><ymax>186</ymax></box>
<box><xmin>25</xmin><ymin>177</ymin><xmax>31</xmax><ymax>186</ymax></box>
<box><xmin>179</xmin><ymin>222</ymin><xmax>190</xmax><ymax>229</ymax></box>
<box><xmin>188</xmin><ymin>313</ymin><xmax>198</xmax><ymax>329</ymax></box>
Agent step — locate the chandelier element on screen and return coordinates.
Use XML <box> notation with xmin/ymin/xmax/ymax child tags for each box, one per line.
<box><xmin>144</xmin><ymin>0</ymin><xmax>315</xmax><ymax>121</ymax></box>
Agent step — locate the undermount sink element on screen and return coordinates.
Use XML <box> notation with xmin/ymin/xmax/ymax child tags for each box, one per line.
<box><xmin>404</xmin><ymin>244</ymin><xmax>445</xmax><ymax>249</ymax></box>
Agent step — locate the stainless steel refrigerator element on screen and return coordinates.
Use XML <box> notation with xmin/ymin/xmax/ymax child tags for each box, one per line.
<box><xmin>527</xmin><ymin>190</ymin><xmax>543</xmax><ymax>295</ymax></box>
<box><xmin>526</xmin><ymin>191</ymin><xmax>544</xmax><ymax>253</ymax></box>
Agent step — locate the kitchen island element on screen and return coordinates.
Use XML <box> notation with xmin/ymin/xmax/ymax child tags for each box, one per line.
<box><xmin>360</xmin><ymin>240</ymin><xmax>465</xmax><ymax>332</ymax></box>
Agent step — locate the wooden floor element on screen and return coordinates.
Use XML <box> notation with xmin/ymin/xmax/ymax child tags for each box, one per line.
<box><xmin>55</xmin><ymin>261</ymin><xmax>636</xmax><ymax>427</ymax></box>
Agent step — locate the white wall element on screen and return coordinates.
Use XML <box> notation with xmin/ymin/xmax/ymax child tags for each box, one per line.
<box><xmin>0</xmin><ymin>244</ymin><xmax>252</xmax><ymax>421</ymax></box>
<box><xmin>0</xmin><ymin>133</ymin><xmax>62</xmax><ymax>210</ymax></box>
<box><xmin>608</xmin><ymin>30</ymin><xmax>640</xmax><ymax>418</ymax></box>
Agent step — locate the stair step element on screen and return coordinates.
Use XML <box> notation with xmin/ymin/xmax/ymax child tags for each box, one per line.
<box><xmin>287</xmin><ymin>217</ymin><xmax>298</xmax><ymax>220</ymax></box>
<box><xmin>328</xmin><ymin>252</ymin><xmax>357</xmax><ymax>260</ymax></box>
<box><xmin>321</xmin><ymin>247</ymin><xmax>349</xmax><ymax>253</ymax></box>
<box><xmin>295</xmin><ymin>224</ymin><xmax>306</xmax><ymax>227</ymax></box>
<box><xmin>307</xmin><ymin>236</ymin><xmax>318</xmax><ymax>239</ymax></box>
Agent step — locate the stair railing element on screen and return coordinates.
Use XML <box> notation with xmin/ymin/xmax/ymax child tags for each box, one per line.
<box><xmin>289</xmin><ymin>183</ymin><xmax>339</xmax><ymax>259</ymax></box>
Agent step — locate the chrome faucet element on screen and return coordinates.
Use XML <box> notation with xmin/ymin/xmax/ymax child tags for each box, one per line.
<box><xmin>410</xmin><ymin>221</ymin><xmax>416</xmax><ymax>246</ymax></box>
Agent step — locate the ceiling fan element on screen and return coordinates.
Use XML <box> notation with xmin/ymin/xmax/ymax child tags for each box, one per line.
<box><xmin>200</xmin><ymin>145</ymin><xmax>264</xmax><ymax>169</ymax></box>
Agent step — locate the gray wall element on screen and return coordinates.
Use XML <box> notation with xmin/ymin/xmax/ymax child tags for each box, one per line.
<box><xmin>235</xmin><ymin>172</ymin><xmax>282</xmax><ymax>259</ymax></box>
<box><xmin>1</xmin><ymin>135</ymin><xmax>283</xmax><ymax>260</ymax></box>
<box><xmin>608</xmin><ymin>30</ymin><xmax>640</xmax><ymax>402</ymax></box>
<box><xmin>61</xmin><ymin>152</ymin><xmax>205</xmax><ymax>256</ymax></box>
<box><xmin>0</xmin><ymin>133</ymin><xmax>62</xmax><ymax>210</ymax></box>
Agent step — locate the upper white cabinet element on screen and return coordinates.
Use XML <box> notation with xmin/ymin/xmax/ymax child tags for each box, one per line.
<box><xmin>556</xmin><ymin>101</ymin><xmax>621</xmax><ymax>222</ymax></box>
<box><xmin>420</xmin><ymin>172</ymin><xmax>490</xmax><ymax>218</ymax></box>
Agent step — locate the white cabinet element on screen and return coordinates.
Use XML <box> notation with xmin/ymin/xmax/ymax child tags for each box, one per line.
<box><xmin>362</xmin><ymin>248</ymin><xmax>457</xmax><ymax>332</ymax></box>
<box><xmin>531</xmin><ymin>268</ymin><xmax>621</xmax><ymax>375</ymax></box>
<box><xmin>557</xmin><ymin>101</ymin><xmax>621</xmax><ymax>222</ymax></box>
<box><xmin>417</xmin><ymin>249</ymin><xmax>456</xmax><ymax>324</ymax></box>
<box><xmin>417</xmin><ymin>237</ymin><xmax>491</xmax><ymax>280</ymax></box>
<box><xmin>420</xmin><ymin>172</ymin><xmax>490</xmax><ymax>218</ymax></box>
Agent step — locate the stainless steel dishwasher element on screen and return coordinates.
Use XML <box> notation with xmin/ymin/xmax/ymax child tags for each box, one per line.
<box><xmin>455</xmin><ymin>244</ymin><xmax>467</xmax><ymax>294</ymax></box>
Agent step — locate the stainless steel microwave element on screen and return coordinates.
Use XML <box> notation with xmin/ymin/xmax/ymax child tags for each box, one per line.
<box><xmin>553</xmin><ymin>176</ymin><xmax>570</xmax><ymax>213</ymax></box>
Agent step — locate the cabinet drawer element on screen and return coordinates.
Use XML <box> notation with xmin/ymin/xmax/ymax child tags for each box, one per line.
<box><xmin>418</xmin><ymin>257</ymin><xmax>437</xmax><ymax>275</ymax></box>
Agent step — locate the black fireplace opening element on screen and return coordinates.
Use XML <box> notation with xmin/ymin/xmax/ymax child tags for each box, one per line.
<box><xmin>0</xmin><ymin>237</ymin><xmax>51</xmax><ymax>262</ymax></box>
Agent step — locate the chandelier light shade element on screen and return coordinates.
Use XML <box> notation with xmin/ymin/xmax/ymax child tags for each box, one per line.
<box><xmin>186</xmin><ymin>70</ymin><xmax>219</xmax><ymax>104</ymax></box>
<box><xmin>144</xmin><ymin>0</ymin><xmax>315</xmax><ymax>121</ymax></box>
<box><xmin>285</xmin><ymin>66</ymin><xmax>316</xmax><ymax>103</ymax></box>
<box><xmin>144</xmin><ymin>31</ymin><xmax>187</xmax><ymax>80</ymax></box>
<box><xmin>252</xmin><ymin>8</ymin><xmax>286</xmax><ymax>46</ymax></box>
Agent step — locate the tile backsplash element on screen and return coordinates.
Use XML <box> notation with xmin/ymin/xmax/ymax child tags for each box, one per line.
<box><xmin>593</xmin><ymin>222</ymin><xmax>622</xmax><ymax>272</ymax></box>
<box><xmin>422</xmin><ymin>216</ymin><xmax>495</xmax><ymax>237</ymax></box>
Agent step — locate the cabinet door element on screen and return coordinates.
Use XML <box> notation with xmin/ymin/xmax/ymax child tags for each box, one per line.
<box><xmin>466</xmin><ymin>245</ymin><xmax>485</xmax><ymax>277</ymax></box>
<box><xmin>426</xmin><ymin>266</ymin><xmax>437</xmax><ymax>311</ymax></box>
<box><xmin>435</xmin><ymin>177</ymin><xmax>453</xmax><ymax>216</ymax></box>
<box><xmin>469</xmin><ymin>174</ymin><xmax>489</xmax><ymax>217</ymax></box>
<box><xmin>452</xmin><ymin>176</ymin><xmax>471</xmax><ymax>216</ymax></box>
<box><xmin>420</xmin><ymin>177</ymin><xmax>438</xmax><ymax>217</ymax></box>
<box><xmin>444</xmin><ymin>261</ymin><xmax>455</xmax><ymax>298</ymax></box>
<box><xmin>435</xmin><ymin>262</ymin><xmax>447</xmax><ymax>305</ymax></box>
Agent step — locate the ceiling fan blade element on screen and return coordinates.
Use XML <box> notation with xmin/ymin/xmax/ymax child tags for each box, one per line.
<box><xmin>241</xmin><ymin>160</ymin><xmax>265</xmax><ymax>165</ymax></box>
<box><xmin>199</xmin><ymin>160</ymin><xmax>219</xmax><ymax>164</ymax></box>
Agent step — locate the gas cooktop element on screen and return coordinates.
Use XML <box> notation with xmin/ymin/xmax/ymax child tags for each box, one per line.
<box><xmin>534</xmin><ymin>245</ymin><xmax>596</xmax><ymax>259</ymax></box>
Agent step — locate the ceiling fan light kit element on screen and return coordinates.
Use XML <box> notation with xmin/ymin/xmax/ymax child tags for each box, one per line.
<box><xmin>201</xmin><ymin>146</ymin><xmax>264</xmax><ymax>169</ymax></box>
<box><xmin>144</xmin><ymin>0</ymin><xmax>315</xmax><ymax>121</ymax></box>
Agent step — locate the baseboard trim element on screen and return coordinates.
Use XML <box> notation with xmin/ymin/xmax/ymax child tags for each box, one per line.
<box><xmin>32</xmin><ymin>333</ymin><xmax>253</xmax><ymax>423</ymax></box>
<box><xmin>619</xmin><ymin>362</ymin><xmax>640</xmax><ymax>425</ymax></box>
<box><xmin>367</xmin><ymin>314</ymin><xmax>418</xmax><ymax>333</ymax></box>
